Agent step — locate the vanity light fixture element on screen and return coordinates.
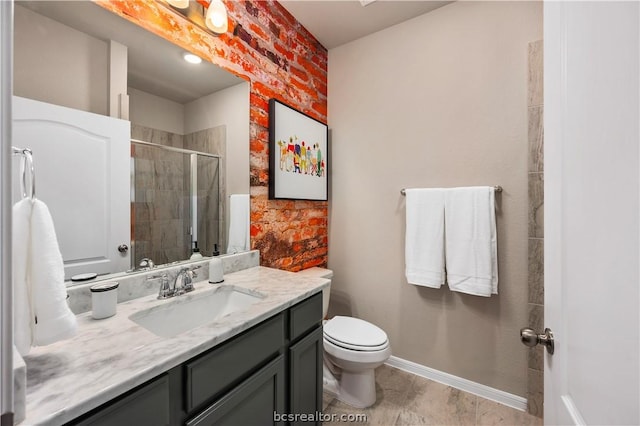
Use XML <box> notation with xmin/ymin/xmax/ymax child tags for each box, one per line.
<box><xmin>183</xmin><ymin>53</ymin><xmax>202</xmax><ymax>64</ymax></box>
<box><xmin>167</xmin><ymin>0</ymin><xmax>189</xmax><ymax>9</ymax></box>
<box><xmin>205</xmin><ymin>0</ymin><xmax>228</xmax><ymax>35</ymax></box>
<box><xmin>164</xmin><ymin>0</ymin><xmax>229</xmax><ymax>37</ymax></box>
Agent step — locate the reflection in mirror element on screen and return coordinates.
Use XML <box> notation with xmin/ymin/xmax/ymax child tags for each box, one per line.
<box><xmin>13</xmin><ymin>1</ymin><xmax>250</xmax><ymax>282</ymax></box>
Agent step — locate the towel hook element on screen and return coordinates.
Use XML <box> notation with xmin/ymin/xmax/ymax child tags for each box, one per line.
<box><xmin>12</xmin><ymin>147</ymin><xmax>36</xmax><ymax>201</ymax></box>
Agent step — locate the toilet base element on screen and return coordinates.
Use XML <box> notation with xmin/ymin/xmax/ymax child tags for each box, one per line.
<box><xmin>323</xmin><ymin>362</ymin><xmax>377</xmax><ymax>409</ymax></box>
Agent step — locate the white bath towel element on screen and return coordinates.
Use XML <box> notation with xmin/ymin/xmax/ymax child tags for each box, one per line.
<box><xmin>227</xmin><ymin>194</ymin><xmax>250</xmax><ymax>254</ymax></box>
<box><xmin>404</xmin><ymin>188</ymin><xmax>446</xmax><ymax>288</ymax></box>
<box><xmin>13</xmin><ymin>199</ymin><xmax>77</xmax><ymax>356</ymax></box>
<box><xmin>444</xmin><ymin>187</ymin><xmax>498</xmax><ymax>297</ymax></box>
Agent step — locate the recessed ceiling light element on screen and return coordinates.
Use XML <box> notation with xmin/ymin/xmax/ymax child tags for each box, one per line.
<box><xmin>183</xmin><ymin>53</ymin><xmax>202</xmax><ymax>64</ymax></box>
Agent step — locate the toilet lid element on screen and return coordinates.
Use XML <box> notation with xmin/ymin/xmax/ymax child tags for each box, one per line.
<box><xmin>323</xmin><ymin>316</ymin><xmax>388</xmax><ymax>351</ymax></box>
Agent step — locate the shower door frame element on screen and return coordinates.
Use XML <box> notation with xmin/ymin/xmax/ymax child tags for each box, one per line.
<box><xmin>130</xmin><ymin>139</ymin><xmax>221</xmax><ymax>268</ymax></box>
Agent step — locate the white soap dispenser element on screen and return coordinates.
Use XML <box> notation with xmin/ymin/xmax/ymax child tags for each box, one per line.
<box><xmin>208</xmin><ymin>247</ymin><xmax>224</xmax><ymax>284</ymax></box>
<box><xmin>190</xmin><ymin>241</ymin><xmax>203</xmax><ymax>260</ymax></box>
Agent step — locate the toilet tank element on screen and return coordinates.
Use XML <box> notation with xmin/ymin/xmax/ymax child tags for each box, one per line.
<box><xmin>296</xmin><ymin>267</ymin><xmax>333</xmax><ymax>318</ymax></box>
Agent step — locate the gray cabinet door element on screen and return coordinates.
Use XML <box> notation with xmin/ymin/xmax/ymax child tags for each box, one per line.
<box><xmin>186</xmin><ymin>355</ymin><xmax>286</xmax><ymax>426</ymax></box>
<box><xmin>289</xmin><ymin>326</ymin><xmax>323</xmax><ymax>426</ymax></box>
<box><xmin>73</xmin><ymin>375</ymin><xmax>170</xmax><ymax>426</ymax></box>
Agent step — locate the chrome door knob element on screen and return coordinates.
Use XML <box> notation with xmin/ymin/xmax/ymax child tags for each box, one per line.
<box><xmin>117</xmin><ymin>244</ymin><xmax>129</xmax><ymax>253</ymax></box>
<box><xmin>520</xmin><ymin>327</ymin><xmax>555</xmax><ymax>355</ymax></box>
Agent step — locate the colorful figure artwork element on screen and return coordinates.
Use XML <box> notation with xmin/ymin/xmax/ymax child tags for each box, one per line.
<box><xmin>276</xmin><ymin>136</ymin><xmax>325</xmax><ymax>177</ymax></box>
<box><xmin>269</xmin><ymin>98</ymin><xmax>327</xmax><ymax>200</ymax></box>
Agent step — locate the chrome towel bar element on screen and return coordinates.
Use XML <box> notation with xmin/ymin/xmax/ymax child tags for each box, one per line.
<box><xmin>400</xmin><ymin>185</ymin><xmax>503</xmax><ymax>196</ymax></box>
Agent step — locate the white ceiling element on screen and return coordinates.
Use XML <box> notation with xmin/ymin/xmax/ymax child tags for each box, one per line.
<box><xmin>18</xmin><ymin>1</ymin><xmax>243</xmax><ymax>104</ymax></box>
<box><xmin>279</xmin><ymin>0</ymin><xmax>452</xmax><ymax>49</ymax></box>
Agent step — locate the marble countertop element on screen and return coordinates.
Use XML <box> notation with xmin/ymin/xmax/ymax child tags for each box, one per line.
<box><xmin>22</xmin><ymin>266</ymin><xmax>329</xmax><ymax>426</ymax></box>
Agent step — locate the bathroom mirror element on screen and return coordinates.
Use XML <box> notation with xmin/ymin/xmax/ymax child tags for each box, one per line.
<box><xmin>13</xmin><ymin>1</ymin><xmax>250</xmax><ymax>283</ymax></box>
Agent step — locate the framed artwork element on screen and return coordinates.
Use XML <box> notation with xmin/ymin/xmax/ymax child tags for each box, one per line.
<box><xmin>269</xmin><ymin>99</ymin><xmax>328</xmax><ymax>201</ymax></box>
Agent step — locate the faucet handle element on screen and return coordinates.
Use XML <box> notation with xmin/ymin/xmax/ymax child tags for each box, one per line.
<box><xmin>182</xmin><ymin>270</ymin><xmax>197</xmax><ymax>293</ymax></box>
<box><xmin>148</xmin><ymin>273</ymin><xmax>172</xmax><ymax>299</ymax></box>
<box><xmin>139</xmin><ymin>257</ymin><xmax>155</xmax><ymax>270</ymax></box>
<box><xmin>180</xmin><ymin>265</ymin><xmax>201</xmax><ymax>293</ymax></box>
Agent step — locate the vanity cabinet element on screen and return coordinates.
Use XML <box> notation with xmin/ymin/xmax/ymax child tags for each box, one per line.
<box><xmin>67</xmin><ymin>292</ymin><xmax>323</xmax><ymax>426</ymax></box>
<box><xmin>186</xmin><ymin>355</ymin><xmax>286</xmax><ymax>426</ymax></box>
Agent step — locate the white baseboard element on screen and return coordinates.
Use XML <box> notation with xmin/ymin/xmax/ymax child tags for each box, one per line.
<box><xmin>385</xmin><ymin>356</ymin><xmax>528</xmax><ymax>412</ymax></box>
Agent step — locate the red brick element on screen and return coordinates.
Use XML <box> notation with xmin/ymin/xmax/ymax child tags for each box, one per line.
<box><xmin>274</xmin><ymin>42</ymin><xmax>295</xmax><ymax>62</ymax></box>
<box><xmin>250</xmin><ymin>224</ymin><xmax>262</xmax><ymax>237</ymax></box>
<box><xmin>250</xmin><ymin>138</ymin><xmax>267</xmax><ymax>153</ymax></box>
<box><xmin>311</xmin><ymin>102</ymin><xmax>327</xmax><ymax>117</ymax></box>
<box><xmin>250</xmin><ymin>107</ymin><xmax>269</xmax><ymax>128</ymax></box>
<box><xmin>249</xmin><ymin>23</ymin><xmax>269</xmax><ymax>41</ymax></box>
<box><xmin>289</xmin><ymin>65</ymin><xmax>309</xmax><ymax>82</ymax></box>
<box><xmin>303</xmin><ymin>258</ymin><xmax>325</xmax><ymax>270</ymax></box>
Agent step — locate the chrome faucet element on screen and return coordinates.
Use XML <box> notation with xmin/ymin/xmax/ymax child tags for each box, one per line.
<box><xmin>147</xmin><ymin>273</ymin><xmax>172</xmax><ymax>299</ymax></box>
<box><xmin>147</xmin><ymin>265</ymin><xmax>202</xmax><ymax>299</ymax></box>
<box><xmin>174</xmin><ymin>265</ymin><xmax>201</xmax><ymax>295</ymax></box>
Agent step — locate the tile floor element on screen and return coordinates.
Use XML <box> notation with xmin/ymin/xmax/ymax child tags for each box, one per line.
<box><xmin>323</xmin><ymin>365</ymin><xmax>542</xmax><ymax>425</ymax></box>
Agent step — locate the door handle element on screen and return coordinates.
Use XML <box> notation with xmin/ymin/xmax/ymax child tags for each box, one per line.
<box><xmin>117</xmin><ymin>244</ymin><xmax>129</xmax><ymax>253</ymax></box>
<box><xmin>520</xmin><ymin>327</ymin><xmax>554</xmax><ymax>355</ymax></box>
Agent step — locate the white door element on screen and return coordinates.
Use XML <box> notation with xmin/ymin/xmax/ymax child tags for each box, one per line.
<box><xmin>12</xmin><ymin>96</ymin><xmax>131</xmax><ymax>279</ymax></box>
<box><xmin>544</xmin><ymin>2</ymin><xmax>639</xmax><ymax>425</ymax></box>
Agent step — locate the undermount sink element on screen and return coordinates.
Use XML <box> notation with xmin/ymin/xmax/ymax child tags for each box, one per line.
<box><xmin>129</xmin><ymin>285</ymin><xmax>265</xmax><ymax>338</ymax></box>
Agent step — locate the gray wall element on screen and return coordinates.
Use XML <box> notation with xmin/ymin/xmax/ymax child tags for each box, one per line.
<box><xmin>13</xmin><ymin>5</ymin><xmax>108</xmax><ymax>115</ymax></box>
<box><xmin>327</xmin><ymin>1</ymin><xmax>542</xmax><ymax>397</ymax></box>
<box><xmin>129</xmin><ymin>87</ymin><xmax>185</xmax><ymax>135</ymax></box>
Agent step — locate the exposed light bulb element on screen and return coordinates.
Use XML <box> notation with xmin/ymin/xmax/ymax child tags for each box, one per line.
<box><xmin>205</xmin><ymin>0</ymin><xmax>228</xmax><ymax>35</ymax></box>
<box><xmin>183</xmin><ymin>53</ymin><xmax>202</xmax><ymax>64</ymax></box>
<box><xmin>167</xmin><ymin>0</ymin><xmax>189</xmax><ymax>9</ymax></box>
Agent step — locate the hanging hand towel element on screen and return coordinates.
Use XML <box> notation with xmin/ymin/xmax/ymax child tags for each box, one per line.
<box><xmin>13</xmin><ymin>199</ymin><xmax>33</xmax><ymax>356</ymax></box>
<box><xmin>444</xmin><ymin>187</ymin><xmax>498</xmax><ymax>297</ymax></box>
<box><xmin>405</xmin><ymin>188</ymin><xmax>446</xmax><ymax>288</ymax></box>
<box><xmin>13</xmin><ymin>199</ymin><xmax>77</xmax><ymax>356</ymax></box>
<box><xmin>227</xmin><ymin>194</ymin><xmax>250</xmax><ymax>254</ymax></box>
<box><xmin>30</xmin><ymin>200</ymin><xmax>77</xmax><ymax>346</ymax></box>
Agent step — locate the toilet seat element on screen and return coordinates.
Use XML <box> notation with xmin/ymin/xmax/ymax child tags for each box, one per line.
<box><xmin>323</xmin><ymin>337</ymin><xmax>391</xmax><ymax>364</ymax></box>
<box><xmin>323</xmin><ymin>316</ymin><xmax>389</xmax><ymax>352</ymax></box>
<box><xmin>324</xmin><ymin>333</ymin><xmax>389</xmax><ymax>351</ymax></box>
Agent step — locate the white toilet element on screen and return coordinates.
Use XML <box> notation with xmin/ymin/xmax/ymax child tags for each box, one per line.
<box><xmin>297</xmin><ymin>267</ymin><xmax>391</xmax><ymax>408</ymax></box>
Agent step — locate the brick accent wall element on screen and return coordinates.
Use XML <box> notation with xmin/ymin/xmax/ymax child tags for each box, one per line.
<box><xmin>97</xmin><ymin>0</ymin><xmax>328</xmax><ymax>271</ymax></box>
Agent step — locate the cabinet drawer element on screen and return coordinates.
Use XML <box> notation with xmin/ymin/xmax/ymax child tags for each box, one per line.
<box><xmin>186</xmin><ymin>355</ymin><xmax>286</xmax><ymax>426</ymax></box>
<box><xmin>73</xmin><ymin>374</ymin><xmax>170</xmax><ymax>426</ymax></box>
<box><xmin>185</xmin><ymin>313</ymin><xmax>285</xmax><ymax>412</ymax></box>
<box><xmin>289</xmin><ymin>292</ymin><xmax>322</xmax><ymax>341</ymax></box>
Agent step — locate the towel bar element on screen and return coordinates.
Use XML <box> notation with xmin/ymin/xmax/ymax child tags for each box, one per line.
<box><xmin>400</xmin><ymin>186</ymin><xmax>503</xmax><ymax>196</ymax></box>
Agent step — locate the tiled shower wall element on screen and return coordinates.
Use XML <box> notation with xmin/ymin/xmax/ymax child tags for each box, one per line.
<box><xmin>527</xmin><ymin>40</ymin><xmax>544</xmax><ymax>418</ymax></box>
<box><xmin>131</xmin><ymin>124</ymin><xmax>225</xmax><ymax>265</ymax></box>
